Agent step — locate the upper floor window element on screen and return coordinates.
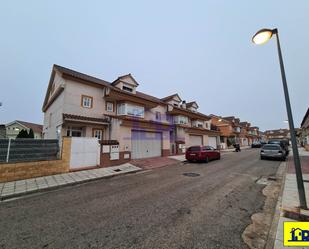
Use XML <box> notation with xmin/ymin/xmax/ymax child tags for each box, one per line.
<box><xmin>81</xmin><ymin>95</ymin><xmax>93</xmax><ymax>108</ymax></box>
<box><xmin>117</xmin><ymin>103</ymin><xmax>144</xmax><ymax>118</ymax></box>
<box><xmin>106</xmin><ymin>102</ymin><xmax>114</xmax><ymax>112</ymax></box>
<box><xmin>122</xmin><ymin>84</ymin><xmax>133</xmax><ymax>93</ymax></box>
<box><xmin>155</xmin><ymin>112</ymin><xmax>161</xmax><ymax>121</ymax></box>
<box><xmin>174</xmin><ymin>115</ymin><xmax>188</xmax><ymax>125</ymax></box>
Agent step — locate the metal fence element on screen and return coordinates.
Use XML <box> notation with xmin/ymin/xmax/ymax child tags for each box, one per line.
<box><xmin>0</xmin><ymin>139</ymin><xmax>59</xmax><ymax>163</ymax></box>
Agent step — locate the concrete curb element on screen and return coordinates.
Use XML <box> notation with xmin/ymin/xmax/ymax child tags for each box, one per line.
<box><xmin>0</xmin><ymin>169</ymin><xmax>141</xmax><ymax>202</ymax></box>
<box><xmin>264</xmin><ymin>161</ymin><xmax>288</xmax><ymax>249</ymax></box>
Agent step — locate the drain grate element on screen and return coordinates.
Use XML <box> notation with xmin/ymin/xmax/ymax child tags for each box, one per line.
<box><xmin>183</xmin><ymin>172</ymin><xmax>200</xmax><ymax>177</ymax></box>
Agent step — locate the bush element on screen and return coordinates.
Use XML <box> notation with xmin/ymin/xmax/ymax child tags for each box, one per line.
<box><xmin>28</xmin><ymin>129</ymin><xmax>34</xmax><ymax>138</ymax></box>
<box><xmin>16</xmin><ymin>129</ymin><xmax>29</xmax><ymax>138</ymax></box>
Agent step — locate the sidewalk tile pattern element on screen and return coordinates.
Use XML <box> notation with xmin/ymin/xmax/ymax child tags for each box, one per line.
<box><xmin>0</xmin><ymin>163</ymin><xmax>141</xmax><ymax>200</ymax></box>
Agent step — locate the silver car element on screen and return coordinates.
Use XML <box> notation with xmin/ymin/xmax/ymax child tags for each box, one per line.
<box><xmin>260</xmin><ymin>144</ymin><xmax>286</xmax><ymax>161</ymax></box>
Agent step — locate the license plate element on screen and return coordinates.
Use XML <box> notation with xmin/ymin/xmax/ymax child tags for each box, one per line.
<box><xmin>190</xmin><ymin>153</ymin><xmax>196</xmax><ymax>156</ymax></box>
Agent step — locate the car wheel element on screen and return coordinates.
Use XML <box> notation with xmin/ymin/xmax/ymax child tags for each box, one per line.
<box><xmin>218</xmin><ymin>154</ymin><xmax>221</xmax><ymax>160</ymax></box>
<box><xmin>205</xmin><ymin>157</ymin><xmax>209</xmax><ymax>163</ymax></box>
<box><xmin>260</xmin><ymin>156</ymin><xmax>264</xmax><ymax>160</ymax></box>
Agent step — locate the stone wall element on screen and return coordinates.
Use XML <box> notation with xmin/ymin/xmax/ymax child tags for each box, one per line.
<box><xmin>0</xmin><ymin>137</ymin><xmax>71</xmax><ymax>183</ymax></box>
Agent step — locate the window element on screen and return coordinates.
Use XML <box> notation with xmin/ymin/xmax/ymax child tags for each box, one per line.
<box><xmin>67</xmin><ymin>126</ymin><xmax>83</xmax><ymax>137</ymax></box>
<box><xmin>127</xmin><ymin>105</ymin><xmax>144</xmax><ymax>117</ymax></box>
<box><xmin>117</xmin><ymin>103</ymin><xmax>144</xmax><ymax>118</ymax></box>
<box><xmin>81</xmin><ymin>95</ymin><xmax>93</xmax><ymax>108</ymax></box>
<box><xmin>174</xmin><ymin>115</ymin><xmax>188</xmax><ymax>125</ymax></box>
<box><xmin>106</xmin><ymin>102</ymin><xmax>114</xmax><ymax>112</ymax></box>
<box><xmin>155</xmin><ymin>112</ymin><xmax>161</xmax><ymax>121</ymax></box>
<box><xmin>122</xmin><ymin>85</ymin><xmax>133</xmax><ymax>92</ymax></box>
<box><xmin>117</xmin><ymin>103</ymin><xmax>126</xmax><ymax>115</ymax></box>
<box><xmin>93</xmin><ymin>129</ymin><xmax>103</xmax><ymax>140</ymax></box>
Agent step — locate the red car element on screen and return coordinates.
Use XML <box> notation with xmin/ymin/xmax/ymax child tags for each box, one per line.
<box><xmin>185</xmin><ymin>146</ymin><xmax>221</xmax><ymax>163</ymax></box>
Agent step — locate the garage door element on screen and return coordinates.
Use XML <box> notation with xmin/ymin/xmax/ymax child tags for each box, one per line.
<box><xmin>131</xmin><ymin>131</ymin><xmax>162</xmax><ymax>159</ymax></box>
<box><xmin>189</xmin><ymin>135</ymin><xmax>203</xmax><ymax>147</ymax></box>
<box><xmin>209</xmin><ymin>136</ymin><xmax>217</xmax><ymax>149</ymax></box>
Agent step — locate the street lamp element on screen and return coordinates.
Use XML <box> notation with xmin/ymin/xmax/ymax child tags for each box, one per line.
<box><xmin>252</xmin><ymin>28</ymin><xmax>307</xmax><ymax>209</ymax></box>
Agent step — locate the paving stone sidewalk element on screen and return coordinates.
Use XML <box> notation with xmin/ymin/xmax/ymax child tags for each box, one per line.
<box><xmin>273</xmin><ymin>147</ymin><xmax>309</xmax><ymax>248</ymax></box>
<box><xmin>0</xmin><ymin>163</ymin><xmax>141</xmax><ymax>201</ymax></box>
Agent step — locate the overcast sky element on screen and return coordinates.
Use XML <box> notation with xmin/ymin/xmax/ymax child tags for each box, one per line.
<box><xmin>0</xmin><ymin>1</ymin><xmax>308</xmax><ymax>131</ymax></box>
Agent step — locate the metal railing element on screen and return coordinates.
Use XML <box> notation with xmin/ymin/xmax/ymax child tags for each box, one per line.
<box><xmin>0</xmin><ymin>139</ymin><xmax>59</xmax><ymax>163</ymax></box>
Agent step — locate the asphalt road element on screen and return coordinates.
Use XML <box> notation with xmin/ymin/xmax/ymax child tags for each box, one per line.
<box><xmin>0</xmin><ymin>149</ymin><xmax>281</xmax><ymax>249</ymax></box>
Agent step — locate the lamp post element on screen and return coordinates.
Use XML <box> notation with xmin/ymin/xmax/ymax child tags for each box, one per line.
<box><xmin>252</xmin><ymin>28</ymin><xmax>307</xmax><ymax>209</ymax></box>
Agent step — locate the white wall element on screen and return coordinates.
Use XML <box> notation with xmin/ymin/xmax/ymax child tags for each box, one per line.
<box><xmin>63</xmin><ymin>80</ymin><xmax>106</xmax><ymax>118</ymax></box>
<box><xmin>43</xmin><ymin>72</ymin><xmax>65</xmax><ymax>139</ymax></box>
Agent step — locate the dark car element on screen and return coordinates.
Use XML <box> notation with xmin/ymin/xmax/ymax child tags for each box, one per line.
<box><xmin>251</xmin><ymin>142</ymin><xmax>262</xmax><ymax>148</ymax></box>
<box><xmin>268</xmin><ymin>140</ymin><xmax>289</xmax><ymax>155</ymax></box>
<box><xmin>186</xmin><ymin>145</ymin><xmax>221</xmax><ymax>163</ymax></box>
<box><xmin>260</xmin><ymin>144</ymin><xmax>286</xmax><ymax>161</ymax></box>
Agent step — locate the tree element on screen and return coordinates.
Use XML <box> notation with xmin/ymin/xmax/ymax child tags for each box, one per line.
<box><xmin>28</xmin><ymin>129</ymin><xmax>34</xmax><ymax>138</ymax></box>
<box><xmin>16</xmin><ymin>129</ymin><xmax>29</xmax><ymax>138</ymax></box>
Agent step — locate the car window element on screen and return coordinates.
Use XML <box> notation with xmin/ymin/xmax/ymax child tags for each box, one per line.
<box><xmin>262</xmin><ymin>145</ymin><xmax>280</xmax><ymax>150</ymax></box>
<box><xmin>204</xmin><ymin>146</ymin><xmax>213</xmax><ymax>151</ymax></box>
<box><xmin>188</xmin><ymin>147</ymin><xmax>201</xmax><ymax>152</ymax></box>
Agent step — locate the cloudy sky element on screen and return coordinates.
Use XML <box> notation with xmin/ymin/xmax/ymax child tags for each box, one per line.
<box><xmin>0</xmin><ymin>0</ymin><xmax>308</xmax><ymax>130</ymax></box>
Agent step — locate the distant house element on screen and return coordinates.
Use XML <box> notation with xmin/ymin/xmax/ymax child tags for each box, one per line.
<box><xmin>5</xmin><ymin>120</ymin><xmax>43</xmax><ymax>139</ymax></box>
<box><xmin>264</xmin><ymin>129</ymin><xmax>290</xmax><ymax>141</ymax></box>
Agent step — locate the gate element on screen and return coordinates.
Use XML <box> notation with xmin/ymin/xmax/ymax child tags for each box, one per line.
<box><xmin>70</xmin><ymin>137</ymin><xmax>100</xmax><ymax>170</ymax></box>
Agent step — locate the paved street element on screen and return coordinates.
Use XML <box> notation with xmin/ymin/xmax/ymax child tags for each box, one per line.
<box><xmin>0</xmin><ymin>149</ymin><xmax>281</xmax><ymax>249</ymax></box>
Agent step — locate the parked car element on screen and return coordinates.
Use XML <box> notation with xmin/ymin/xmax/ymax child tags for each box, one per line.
<box><xmin>260</xmin><ymin>144</ymin><xmax>286</xmax><ymax>161</ymax></box>
<box><xmin>186</xmin><ymin>146</ymin><xmax>221</xmax><ymax>163</ymax></box>
<box><xmin>251</xmin><ymin>142</ymin><xmax>262</xmax><ymax>148</ymax></box>
<box><xmin>268</xmin><ymin>140</ymin><xmax>289</xmax><ymax>155</ymax></box>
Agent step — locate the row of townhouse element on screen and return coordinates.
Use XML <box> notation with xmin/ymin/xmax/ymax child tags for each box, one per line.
<box><xmin>264</xmin><ymin>129</ymin><xmax>290</xmax><ymax>141</ymax></box>
<box><xmin>210</xmin><ymin>115</ymin><xmax>261</xmax><ymax>149</ymax></box>
<box><xmin>42</xmin><ymin>65</ymin><xmax>261</xmax><ymax>166</ymax></box>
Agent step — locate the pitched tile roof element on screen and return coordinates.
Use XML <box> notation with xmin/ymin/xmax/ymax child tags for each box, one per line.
<box><xmin>16</xmin><ymin>121</ymin><xmax>43</xmax><ymax>134</ymax></box>
<box><xmin>63</xmin><ymin>114</ymin><xmax>110</xmax><ymax>123</ymax></box>
<box><xmin>54</xmin><ymin>64</ymin><xmax>111</xmax><ymax>87</ymax></box>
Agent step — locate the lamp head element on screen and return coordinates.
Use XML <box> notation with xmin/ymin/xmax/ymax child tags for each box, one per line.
<box><xmin>252</xmin><ymin>28</ymin><xmax>277</xmax><ymax>45</ymax></box>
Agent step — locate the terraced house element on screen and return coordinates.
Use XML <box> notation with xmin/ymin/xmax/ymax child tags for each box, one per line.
<box><xmin>265</xmin><ymin>129</ymin><xmax>290</xmax><ymax>141</ymax></box>
<box><xmin>210</xmin><ymin>115</ymin><xmax>261</xmax><ymax>149</ymax></box>
<box><xmin>42</xmin><ymin>65</ymin><xmax>220</xmax><ymax>166</ymax></box>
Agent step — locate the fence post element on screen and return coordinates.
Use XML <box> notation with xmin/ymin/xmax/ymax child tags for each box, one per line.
<box><xmin>6</xmin><ymin>138</ymin><xmax>11</xmax><ymax>163</ymax></box>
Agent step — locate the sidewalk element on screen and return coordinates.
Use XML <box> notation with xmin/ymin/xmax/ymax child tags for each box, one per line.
<box><xmin>273</xmin><ymin>147</ymin><xmax>309</xmax><ymax>248</ymax></box>
<box><xmin>0</xmin><ymin>163</ymin><xmax>141</xmax><ymax>201</ymax></box>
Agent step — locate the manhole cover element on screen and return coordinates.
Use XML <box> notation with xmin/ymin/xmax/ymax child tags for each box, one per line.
<box><xmin>183</xmin><ymin>173</ymin><xmax>200</xmax><ymax>177</ymax></box>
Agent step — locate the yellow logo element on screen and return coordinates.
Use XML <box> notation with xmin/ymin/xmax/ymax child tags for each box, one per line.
<box><xmin>284</xmin><ymin>222</ymin><xmax>309</xmax><ymax>246</ymax></box>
